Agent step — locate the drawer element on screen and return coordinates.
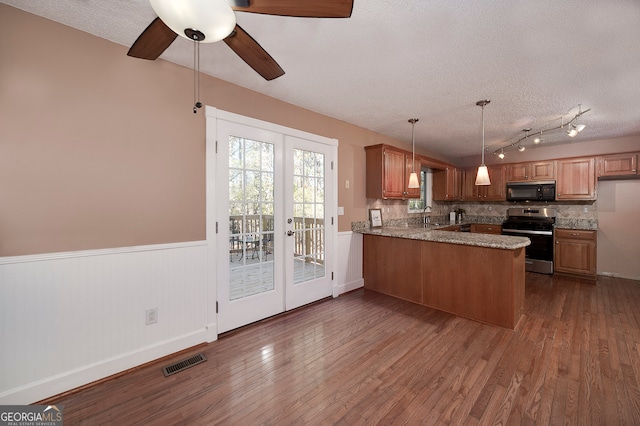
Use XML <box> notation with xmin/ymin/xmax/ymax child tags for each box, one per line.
<box><xmin>555</xmin><ymin>229</ymin><xmax>596</xmax><ymax>241</ymax></box>
<box><xmin>471</xmin><ymin>224</ymin><xmax>502</xmax><ymax>234</ymax></box>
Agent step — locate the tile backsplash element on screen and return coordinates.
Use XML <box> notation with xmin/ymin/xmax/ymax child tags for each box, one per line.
<box><xmin>365</xmin><ymin>198</ymin><xmax>598</xmax><ymax>224</ymax></box>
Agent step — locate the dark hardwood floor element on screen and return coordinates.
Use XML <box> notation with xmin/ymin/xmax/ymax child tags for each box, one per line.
<box><xmin>48</xmin><ymin>273</ymin><xmax>640</xmax><ymax>425</ymax></box>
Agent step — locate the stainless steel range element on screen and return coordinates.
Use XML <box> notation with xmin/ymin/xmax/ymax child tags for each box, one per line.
<box><xmin>502</xmin><ymin>208</ymin><xmax>556</xmax><ymax>274</ymax></box>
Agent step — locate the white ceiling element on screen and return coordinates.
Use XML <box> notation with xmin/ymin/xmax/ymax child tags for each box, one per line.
<box><xmin>3</xmin><ymin>0</ymin><xmax>640</xmax><ymax>160</ymax></box>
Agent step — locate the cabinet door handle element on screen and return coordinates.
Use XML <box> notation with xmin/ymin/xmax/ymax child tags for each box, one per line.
<box><xmin>570</xmin><ymin>233</ymin><xmax>580</xmax><ymax>236</ymax></box>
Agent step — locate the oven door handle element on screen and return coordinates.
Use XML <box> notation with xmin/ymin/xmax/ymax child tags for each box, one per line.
<box><xmin>502</xmin><ymin>228</ymin><xmax>553</xmax><ymax>236</ymax></box>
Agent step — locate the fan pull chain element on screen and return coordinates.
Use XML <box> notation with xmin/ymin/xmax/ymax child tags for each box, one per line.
<box><xmin>193</xmin><ymin>38</ymin><xmax>202</xmax><ymax>114</ymax></box>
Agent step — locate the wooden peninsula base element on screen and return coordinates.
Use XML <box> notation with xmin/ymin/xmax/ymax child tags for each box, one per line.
<box><xmin>363</xmin><ymin>234</ymin><xmax>526</xmax><ymax>329</ymax></box>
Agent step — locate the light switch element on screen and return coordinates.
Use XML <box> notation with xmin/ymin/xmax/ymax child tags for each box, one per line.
<box><xmin>345</xmin><ymin>179</ymin><xmax>350</xmax><ymax>189</ymax></box>
<box><xmin>338</xmin><ymin>206</ymin><xmax>345</xmax><ymax>215</ymax></box>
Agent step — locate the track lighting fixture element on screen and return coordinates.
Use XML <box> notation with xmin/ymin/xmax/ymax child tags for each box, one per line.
<box><xmin>408</xmin><ymin>118</ymin><xmax>420</xmax><ymax>189</ymax></box>
<box><xmin>534</xmin><ymin>130</ymin><xmax>543</xmax><ymax>144</ymax></box>
<box><xmin>492</xmin><ymin>104</ymin><xmax>590</xmax><ymax>156</ymax></box>
<box><xmin>567</xmin><ymin>123</ymin><xmax>586</xmax><ymax>137</ymax></box>
<box><xmin>498</xmin><ymin>149</ymin><xmax>505</xmax><ymax>160</ymax></box>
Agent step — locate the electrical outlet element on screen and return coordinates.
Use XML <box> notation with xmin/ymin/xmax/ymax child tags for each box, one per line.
<box><xmin>145</xmin><ymin>307</ymin><xmax>158</xmax><ymax>325</ymax></box>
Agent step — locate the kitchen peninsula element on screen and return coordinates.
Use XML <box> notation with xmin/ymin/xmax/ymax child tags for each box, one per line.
<box><xmin>356</xmin><ymin>225</ymin><xmax>530</xmax><ymax>329</ymax></box>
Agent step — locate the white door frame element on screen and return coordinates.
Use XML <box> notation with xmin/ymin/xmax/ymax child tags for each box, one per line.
<box><xmin>205</xmin><ymin>106</ymin><xmax>338</xmax><ymax>339</ymax></box>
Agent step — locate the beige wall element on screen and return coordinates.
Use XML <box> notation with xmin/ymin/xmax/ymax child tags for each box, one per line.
<box><xmin>0</xmin><ymin>4</ymin><xmax>450</xmax><ymax>256</ymax></box>
<box><xmin>2</xmin><ymin>4</ymin><xmax>638</xmax><ymax>281</ymax></box>
<box><xmin>597</xmin><ymin>179</ymin><xmax>640</xmax><ymax>280</ymax></box>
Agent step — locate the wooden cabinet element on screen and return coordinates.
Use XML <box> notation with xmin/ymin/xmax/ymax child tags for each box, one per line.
<box><xmin>598</xmin><ymin>152</ymin><xmax>638</xmax><ymax>178</ymax></box>
<box><xmin>471</xmin><ymin>224</ymin><xmax>502</xmax><ymax>234</ymax></box>
<box><xmin>506</xmin><ymin>161</ymin><xmax>555</xmax><ymax>182</ymax></box>
<box><xmin>556</xmin><ymin>157</ymin><xmax>596</xmax><ymax>200</ymax></box>
<box><xmin>365</xmin><ymin>145</ymin><xmax>421</xmax><ymax>199</ymax></box>
<box><xmin>363</xmin><ymin>233</ymin><xmax>525</xmax><ymax>329</ymax></box>
<box><xmin>461</xmin><ymin>169</ymin><xmax>477</xmax><ymax>201</ymax></box>
<box><xmin>483</xmin><ymin>165</ymin><xmax>507</xmax><ymax>201</ymax></box>
<box><xmin>554</xmin><ymin>229</ymin><xmax>597</xmax><ymax>279</ymax></box>
<box><xmin>433</xmin><ymin>166</ymin><xmax>461</xmax><ymax>201</ymax></box>
<box><xmin>460</xmin><ymin>166</ymin><xmax>506</xmax><ymax>201</ymax></box>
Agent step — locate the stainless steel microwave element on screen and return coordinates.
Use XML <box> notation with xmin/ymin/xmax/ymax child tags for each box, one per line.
<box><xmin>506</xmin><ymin>181</ymin><xmax>556</xmax><ymax>202</ymax></box>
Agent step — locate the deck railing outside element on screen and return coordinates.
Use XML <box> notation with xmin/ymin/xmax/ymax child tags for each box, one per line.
<box><xmin>229</xmin><ymin>215</ymin><xmax>324</xmax><ymax>263</ymax></box>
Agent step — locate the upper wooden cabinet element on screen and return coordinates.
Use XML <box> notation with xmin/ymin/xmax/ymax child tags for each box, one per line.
<box><xmin>365</xmin><ymin>144</ymin><xmax>421</xmax><ymax>200</ymax></box>
<box><xmin>433</xmin><ymin>166</ymin><xmax>461</xmax><ymax>201</ymax></box>
<box><xmin>506</xmin><ymin>161</ymin><xmax>555</xmax><ymax>182</ymax></box>
<box><xmin>461</xmin><ymin>169</ymin><xmax>477</xmax><ymax>201</ymax></box>
<box><xmin>462</xmin><ymin>165</ymin><xmax>506</xmax><ymax>201</ymax></box>
<box><xmin>598</xmin><ymin>152</ymin><xmax>638</xmax><ymax>178</ymax></box>
<box><xmin>483</xmin><ymin>165</ymin><xmax>507</xmax><ymax>201</ymax></box>
<box><xmin>556</xmin><ymin>157</ymin><xmax>596</xmax><ymax>200</ymax></box>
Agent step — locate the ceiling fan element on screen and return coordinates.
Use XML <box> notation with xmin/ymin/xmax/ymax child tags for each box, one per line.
<box><xmin>127</xmin><ymin>0</ymin><xmax>354</xmax><ymax>81</ymax></box>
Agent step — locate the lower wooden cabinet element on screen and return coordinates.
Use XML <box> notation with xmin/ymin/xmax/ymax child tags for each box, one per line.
<box><xmin>554</xmin><ymin>229</ymin><xmax>597</xmax><ymax>279</ymax></box>
<box><xmin>363</xmin><ymin>234</ymin><xmax>525</xmax><ymax>329</ymax></box>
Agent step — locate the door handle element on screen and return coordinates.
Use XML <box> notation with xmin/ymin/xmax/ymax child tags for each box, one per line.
<box><xmin>287</xmin><ymin>230</ymin><xmax>294</xmax><ymax>236</ymax></box>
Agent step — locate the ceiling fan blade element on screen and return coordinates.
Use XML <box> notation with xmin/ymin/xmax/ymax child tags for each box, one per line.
<box><xmin>224</xmin><ymin>25</ymin><xmax>285</xmax><ymax>81</ymax></box>
<box><xmin>127</xmin><ymin>17</ymin><xmax>178</xmax><ymax>60</ymax></box>
<box><xmin>231</xmin><ymin>0</ymin><xmax>353</xmax><ymax>18</ymax></box>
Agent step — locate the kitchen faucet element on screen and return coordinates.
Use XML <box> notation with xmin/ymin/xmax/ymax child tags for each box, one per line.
<box><xmin>423</xmin><ymin>205</ymin><xmax>432</xmax><ymax>226</ymax></box>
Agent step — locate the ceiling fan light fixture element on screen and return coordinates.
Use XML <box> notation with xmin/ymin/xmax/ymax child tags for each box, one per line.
<box><xmin>149</xmin><ymin>0</ymin><xmax>236</xmax><ymax>43</ymax></box>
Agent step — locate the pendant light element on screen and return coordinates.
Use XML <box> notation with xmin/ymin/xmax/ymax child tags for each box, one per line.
<box><xmin>408</xmin><ymin>118</ymin><xmax>420</xmax><ymax>189</ymax></box>
<box><xmin>475</xmin><ymin>100</ymin><xmax>491</xmax><ymax>186</ymax></box>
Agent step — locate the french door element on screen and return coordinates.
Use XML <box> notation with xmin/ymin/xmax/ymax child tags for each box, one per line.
<box><xmin>212</xmin><ymin>110</ymin><xmax>336</xmax><ymax>334</ymax></box>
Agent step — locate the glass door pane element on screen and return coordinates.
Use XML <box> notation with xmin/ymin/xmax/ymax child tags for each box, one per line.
<box><xmin>228</xmin><ymin>136</ymin><xmax>275</xmax><ymax>300</ymax></box>
<box><xmin>292</xmin><ymin>149</ymin><xmax>325</xmax><ymax>285</ymax></box>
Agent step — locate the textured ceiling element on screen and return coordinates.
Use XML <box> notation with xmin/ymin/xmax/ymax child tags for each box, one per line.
<box><xmin>3</xmin><ymin>0</ymin><xmax>640</xmax><ymax>161</ymax></box>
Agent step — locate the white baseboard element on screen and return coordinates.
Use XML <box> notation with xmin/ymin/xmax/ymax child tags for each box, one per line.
<box><xmin>333</xmin><ymin>278</ymin><xmax>364</xmax><ymax>297</ymax></box>
<box><xmin>0</xmin><ymin>329</ymin><xmax>209</xmax><ymax>405</ymax></box>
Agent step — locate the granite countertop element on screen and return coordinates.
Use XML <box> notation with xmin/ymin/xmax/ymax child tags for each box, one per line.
<box><xmin>356</xmin><ymin>224</ymin><xmax>531</xmax><ymax>250</ymax></box>
<box><xmin>554</xmin><ymin>218</ymin><xmax>598</xmax><ymax>230</ymax></box>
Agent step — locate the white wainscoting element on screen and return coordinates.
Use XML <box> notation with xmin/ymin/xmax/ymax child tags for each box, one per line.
<box><xmin>333</xmin><ymin>231</ymin><xmax>364</xmax><ymax>296</ymax></box>
<box><xmin>0</xmin><ymin>241</ymin><xmax>212</xmax><ymax>405</ymax></box>
<box><xmin>0</xmin><ymin>233</ymin><xmax>364</xmax><ymax>405</ymax></box>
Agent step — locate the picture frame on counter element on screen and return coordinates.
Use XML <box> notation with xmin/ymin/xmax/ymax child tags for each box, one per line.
<box><xmin>369</xmin><ymin>208</ymin><xmax>383</xmax><ymax>228</ymax></box>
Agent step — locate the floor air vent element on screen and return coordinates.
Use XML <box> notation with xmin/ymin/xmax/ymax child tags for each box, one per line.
<box><xmin>162</xmin><ymin>353</ymin><xmax>207</xmax><ymax>377</ymax></box>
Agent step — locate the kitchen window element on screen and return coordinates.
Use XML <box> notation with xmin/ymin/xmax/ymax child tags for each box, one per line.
<box><xmin>408</xmin><ymin>168</ymin><xmax>433</xmax><ymax>213</ymax></box>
